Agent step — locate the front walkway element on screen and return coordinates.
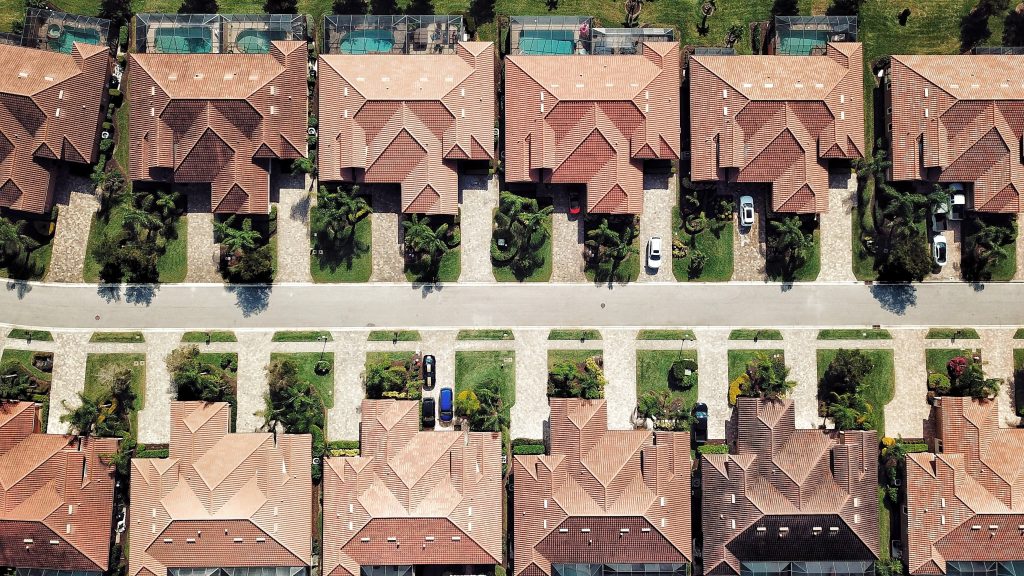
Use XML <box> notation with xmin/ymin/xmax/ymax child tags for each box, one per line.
<box><xmin>819</xmin><ymin>169</ymin><xmax>856</xmax><ymax>281</ymax></box>
<box><xmin>369</xmin><ymin>188</ymin><xmax>405</xmax><ymax>282</ymax></box>
<box><xmin>550</xmin><ymin>188</ymin><xmax>587</xmax><ymax>282</ymax></box>
<box><xmin>638</xmin><ymin>174</ymin><xmax>675</xmax><ymax>283</ymax></box>
<box><xmin>459</xmin><ymin>175</ymin><xmax>497</xmax><ymax>282</ymax></box>
<box><xmin>276</xmin><ymin>175</ymin><xmax>312</xmax><ymax>283</ymax></box>
<box><xmin>46</xmin><ymin>191</ymin><xmax>98</xmax><ymax>283</ymax></box>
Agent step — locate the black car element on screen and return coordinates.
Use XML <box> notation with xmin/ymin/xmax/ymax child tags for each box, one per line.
<box><xmin>692</xmin><ymin>402</ymin><xmax>708</xmax><ymax>445</ymax></box>
<box><xmin>423</xmin><ymin>355</ymin><xmax>436</xmax><ymax>390</ymax></box>
<box><xmin>421</xmin><ymin>397</ymin><xmax>436</xmax><ymax>429</ymax></box>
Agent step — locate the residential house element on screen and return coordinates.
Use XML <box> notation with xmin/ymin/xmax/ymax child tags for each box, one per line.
<box><xmin>689</xmin><ymin>42</ymin><xmax>864</xmax><ymax>213</ymax></box>
<box><xmin>129</xmin><ymin>401</ymin><xmax>311</xmax><ymax>576</ymax></box>
<box><xmin>889</xmin><ymin>53</ymin><xmax>1024</xmax><ymax>212</ymax></box>
<box><xmin>0</xmin><ymin>38</ymin><xmax>110</xmax><ymax>213</ymax></box>
<box><xmin>318</xmin><ymin>15</ymin><xmax>495</xmax><ymax>214</ymax></box>
<box><xmin>513</xmin><ymin>398</ymin><xmax>692</xmax><ymax>576</ymax></box>
<box><xmin>0</xmin><ymin>400</ymin><xmax>118</xmax><ymax>574</ymax></box>
<box><xmin>322</xmin><ymin>399</ymin><xmax>502</xmax><ymax>576</ymax></box>
<box><xmin>904</xmin><ymin>396</ymin><xmax>1024</xmax><ymax>575</ymax></box>
<box><xmin>702</xmin><ymin>397</ymin><xmax>879</xmax><ymax>576</ymax></box>
<box><xmin>504</xmin><ymin>18</ymin><xmax>680</xmax><ymax>214</ymax></box>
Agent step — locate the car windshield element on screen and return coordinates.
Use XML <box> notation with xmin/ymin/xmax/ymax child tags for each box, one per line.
<box><xmin>937</xmin><ymin>246</ymin><xmax>946</xmax><ymax>258</ymax></box>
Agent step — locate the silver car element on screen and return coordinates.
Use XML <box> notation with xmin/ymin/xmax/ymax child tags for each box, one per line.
<box><xmin>739</xmin><ymin>195</ymin><xmax>755</xmax><ymax>228</ymax></box>
<box><xmin>646</xmin><ymin>236</ymin><xmax>662</xmax><ymax>270</ymax></box>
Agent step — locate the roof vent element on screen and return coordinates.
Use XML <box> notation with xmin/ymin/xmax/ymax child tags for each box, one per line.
<box><xmin>812</xmin><ymin>527</ymin><xmax>823</xmax><ymax>535</ymax></box>
<box><xmin>829</xmin><ymin>527</ymin><xmax>839</xmax><ymax>534</ymax></box>
<box><xmin>44</xmin><ymin>75</ymin><xmax>53</xmax><ymax>82</ymax></box>
<box><xmin>620</xmin><ymin>528</ymin><xmax>630</xmax><ymax>534</ymax></box>
<box><xmin>756</xmin><ymin>527</ymin><xmax>767</xmax><ymax>534</ymax></box>
<box><xmin>581</xmin><ymin>528</ymin><xmax>591</xmax><ymax>533</ymax></box>
<box><xmin>163</xmin><ymin>539</ymin><xmax>173</xmax><ymax>543</ymax></box>
<box><xmin>49</xmin><ymin>540</ymin><xmax>59</xmax><ymax>545</ymax></box>
<box><xmin>387</xmin><ymin>537</ymin><xmax>397</xmax><ymax>542</ymax></box>
<box><xmin>972</xmin><ymin>525</ymin><xmax>982</xmax><ymax>530</ymax></box>
<box><xmin>193</xmin><ymin>73</ymin><xmax>203</xmax><ymax>80</ymax></box>
<box><xmin>360</xmin><ymin>538</ymin><xmax>371</xmax><ymax>543</ymax></box>
<box><xmin>559</xmin><ymin>528</ymin><xmax>569</xmax><ymax>533</ymax></box>
<box><xmin>18</xmin><ymin>71</ymin><xmax>27</xmax><ymax>78</ymax></box>
<box><xmin>23</xmin><ymin>539</ymin><xmax>33</xmax><ymax>544</ymax></box>
<box><xmin>256</xmin><ymin>538</ymin><xmax>266</xmax><ymax>543</ymax></box>
<box><xmin>990</xmin><ymin>525</ymin><xmax>999</xmax><ymax>530</ymax></box>
<box><xmin>642</xmin><ymin>528</ymin><xmax>652</xmax><ymax>533</ymax></box>
<box><xmin>452</xmin><ymin>536</ymin><xmax>461</xmax><ymax>541</ymax></box>
<box><xmin>233</xmin><ymin>538</ymin><xmax>243</xmax><ymax>543</ymax></box>
<box><xmin>425</xmin><ymin>536</ymin><xmax>435</xmax><ymax>542</ymax></box>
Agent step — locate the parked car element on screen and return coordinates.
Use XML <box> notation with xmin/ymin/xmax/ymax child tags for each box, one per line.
<box><xmin>422</xmin><ymin>354</ymin><xmax>436</xmax><ymax>390</ymax></box>
<box><xmin>932</xmin><ymin>201</ymin><xmax>949</xmax><ymax>232</ymax></box>
<box><xmin>568</xmin><ymin>192</ymin><xmax>582</xmax><ymax>217</ymax></box>
<box><xmin>646</xmin><ymin>236</ymin><xmax>662</xmax><ymax>270</ymax></box>
<box><xmin>421</xmin><ymin>397</ymin><xmax>436</xmax><ymax>429</ymax></box>
<box><xmin>739</xmin><ymin>195</ymin><xmax>755</xmax><ymax>228</ymax></box>
<box><xmin>933</xmin><ymin>234</ymin><xmax>948</xmax><ymax>266</ymax></box>
<box><xmin>438</xmin><ymin>388</ymin><xmax>454</xmax><ymax>423</ymax></box>
<box><xmin>692</xmin><ymin>402</ymin><xmax>708</xmax><ymax>445</ymax></box>
<box><xmin>949</xmin><ymin>184</ymin><xmax>967</xmax><ymax>221</ymax></box>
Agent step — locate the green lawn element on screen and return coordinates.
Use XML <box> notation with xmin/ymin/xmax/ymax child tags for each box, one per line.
<box><xmin>90</xmin><ymin>331</ymin><xmax>145</xmax><ymax>343</ymax></box>
<box><xmin>157</xmin><ymin>217</ymin><xmax>188</xmax><ymax>283</ymax></box>
<box><xmin>6</xmin><ymin>329</ymin><xmax>53</xmax><ymax>342</ymax></box>
<box><xmin>766</xmin><ymin>218</ymin><xmax>820</xmax><ymax>282</ymax></box>
<box><xmin>365</xmin><ymin>351</ymin><xmax>417</xmax><ymax>377</ymax></box>
<box><xmin>879</xmin><ymin>487</ymin><xmax>893</xmax><ymax>560</ymax></box>
<box><xmin>83</xmin><ymin>353</ymin><xmax>146</xmax><ymax>439</ymax></box>
<box><xmin>729</xmin><ymin>329</ymin><xmax>783</xmax><ymax>341</ymax></box>
<box><xmin>1</xmin><ymin>349</ymin><xmax>52</xmax><ymax>431</ymax></box>
<box><xmin>817</xmin><ymin>349</ymin><xmax>895</xmax><ymax>436</ymax></box>
<box><xmin>311</xmin><ymin>217</ymin><xmax>372</xmax><ymax>283</ymax></box>
<box><xmin>926</xmin><ymin>348</ymin><xmax>979</xmax><ymax>376</ymax></box>
<box><xmin>818</xmin><ymin>329</ymin><xmax>892</xmax><ymax>340</ymax></box>
<box><xmin>1014</xmin><ymin>349</ymin><xmax>1024</xmax><ymax>418</ymax></box>
<box><xmin>84</xmin><ymin>202</ymin><xmax>186</xmax><ymax>283</ymax></box>
<box><xmin>0</xmin><ymin>216</ymin><xmax>54</xmax><ymax>281</ymax></box>
<box><xmin>181</xmin><ymin>331</ymin><xmax>236</xmax><ymax>343</ymax></box>
<box><xmin>493</xmin><ymin>206</ymin><xmax>553</xmax><ymax>283</ymax></box>
<box><xmin>926</xmin><ymin>328</ymin><xmax>980</xmax><ymax>340</ymax></box>
<box><xmin>454</xmin><ymin>350</ymin><xmax>516</xmax><ymax>429</ymax></box>
<box><xmin>548</xmin><ymin>349</ymin><xmax>602</xmax><ymax>371</ymax></box>
<box><xmin>636</xmin><ymin>350</ymin><xmax>699</xmax><ymax>428</ymax></box>
<box><xmin>548</xmin><ymin>329</ymin><xmax>601</xmax><ymax>341</ymax></box>
<box><xmin>728</xmin><ymin>349</ymin><xmax>784</xmax><ymax>383</ymax></box>
<box><xmin>1016</xmin><ymin>328</ymin><xmax>1024</xmax><ymax>339</ymax></box>
<box><xmin>0</xmin><ymin>0</ymin><xmax>20</xmax><ymax>33</ymax></box>
<box><xmin>637</xmin><ymin>330</ymin><xmax>696</xmax><ymax>341</ymax></box>
<box><xmin>583</xmin><ymin>217</ymin><xmax>641</xmax><ymax>283</ymax></box>
<box><xmin>368</xmin><ymin>330</ymin><xmax>421</xmax><ymax>342</ymax></box>
<box><xmin>457</xmin><ymin>329</ymin><xmax>515</xmax><ymax>341</ymax></box>
<box><xmin>672</xmin><ymin>209</ymin><xmax>733</xmax><ymax>282</ymax></box>
<box><xmin>271</xmin><ymin>352</ymin><xmax>335</xmax><ymax>409</ymax></box>
<box><xmin>963</xmin><ymin>214</ymin><xmax>1017</xmax><ymax>281</ymax></box>
<box><xmin>272</xmin><ymin>331</ymin><xmax>332</xmax><ymax>342</ymax></box>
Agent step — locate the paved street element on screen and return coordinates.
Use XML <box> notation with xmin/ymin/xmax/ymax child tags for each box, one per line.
<box><xmin>2</xmin><ymin>280</ymin><xmax>1024</xmax><ymax>329</ymax></box>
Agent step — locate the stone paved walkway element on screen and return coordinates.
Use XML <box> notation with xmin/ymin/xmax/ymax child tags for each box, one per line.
<box><xmin>1015</xmin><ymin>214</ymin><xmax>1024</xmax><ymax>281</ymax></box>
<box><xmin>510</xmin><ymin>330</ymin><xmax>550</xmax><ymax>440</ymax></box>
<box><xmin>694</xmin><ymin>327</ymin><xmax>731</xmax><ymax>441</ymax></box>
<box><xmin>236</xmin><ymin>332</ymin><xmax>271</xmax><ymax>433</ymax></box>
<box><xmin>276</xmin><ymin>175</ymin><xmax>312</xmax><ymax>283</ymax></box>
<box><xmin>184</xmin><ymin>213</ymin><xmax>220</xmax><ymax>283</ymax></box>
<box><xmin>784</xmin><ymin>330</ymin><xmax>824</xmax><ymax>429</ymax></box>
<box><xmin>137</xmin><ymin>332</ymin><xmax>180</xmax><ymax>444</ymax></box>
<box><xmin>458</xmin><ymin>175</ymin><xmax>497</xmax><ymax>283</ymax></box>
<box><xmin>885</xmin><ymin>329</ymin><xmax>930</xmax><ymax>438</ymax></box>
<box><xmin>46</xmin><ymin>332</ymin><xmax>90</xmax><ymax>433</ymax></box>
<box><xmin>732</xmin><ymin>189</ymin><xmax>766</xmax><ymax>281</ymax></box>
<box><xmin>602</xmin><ymin>328</ymin><xmax>637</xmax><ymax>429</ymax></box>
<box><xmin>819</xmin><ymin>170</ymin><xmax>856</xmax><ymax>281</ymax></box>
<box><xmin>638</xmin><ymin>174</ymin><xmax>675</xmax><ymax>283</ymax></box>
<box><xmin>328</xmin><ymin>331</ymin><xmax>366</xmax><ymax>440</ymax></box>
<box><xmin>550</xmin><ymin>189</ymin><xmax>587</xmax><ymax>283</ymax></box>
<box><xmin>370</xmin><ymin>188</ymin><xmax>405</xmax><ymax>282</ymax></box>
<box><xmin>46</xmin><ymin>192</ymin><xmax>98</xmax><ymax>283</ymax></box>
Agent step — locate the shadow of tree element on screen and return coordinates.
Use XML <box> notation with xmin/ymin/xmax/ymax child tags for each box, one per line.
<box><xmin>870</xmin><ymin>283</ymin><xmax>918</xmax><ymax>316</ymax></box>
<box><xmin>5</xmin><ymin>280</ymin><xmax>31</xmax><ymax>300</ymax></box>
<box><xmin>226</xmin><ymin>285</ymin><xmax>272</xmax><ymax>317</ymax></box>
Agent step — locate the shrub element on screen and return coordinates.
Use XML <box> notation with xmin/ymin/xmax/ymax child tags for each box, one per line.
<box><xmin>928</xmin><ymin>373</ymin><xmax>951</xmax><ymax>394</ymax></box>
<box><xmin>947</xmin><ymin>356</ymin><xmax>968</xmax><ymax>378</ymax></box>
<box><xmin>670</xmin><ymin>358</ymin><xmax>698</xmax><ymax>387</ymax></box>
<box><xmin>512</xmin><ymin>444</ymin><xmax>545</xmax><ymax>455</ymax></box>
<box><xmin>697</xmin><ymin>443</ymin><xmax>729</xmax><ymax>455</ymax></box>
<box><xmin>729</xmin><ymin>374</ymin><xmax>748</xmax><ymax>406</ymax></box>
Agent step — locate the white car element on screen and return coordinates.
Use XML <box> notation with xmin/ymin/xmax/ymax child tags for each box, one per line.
<box><xmin>933</xmin><ymin>234</ymin><xmax>948</xmax><ymax>266</ymax></box>
<box><xmin>646</xmin><ymin>236</ymin><xmax>662</xmax><ymax>270</ymax></box>
<box><xmin>739</xmin><ymin>195</ymin><xmax>755</xmax><ymax>228</ymax></box>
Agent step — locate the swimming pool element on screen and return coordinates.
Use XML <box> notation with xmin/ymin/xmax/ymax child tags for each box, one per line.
<box><xmin>339</xmin><ymin>29</ymin><xmax>394</xmax><ymax>54</ymax></box>
<box><xmin>519</xmin><ymin>29</ymin><xmax>575</xmax><ymax>55</ymax></box>
<box><xmin>153</xmin><ymin>26</ymin><xmax>213</xmax><ymax>54</ymax></box>
<box><xmin>48</xmin><ymin>26</ymin><xmax>101</xmax><ymax>54</ymax></box>
<box><xmin>777</xmin><ymin>30</ymin><xmax>831</xmax><ymax>55</ymax></box>
<box><xmin>236</xmin><ymin>29</ymin><xmax>270</xmax><ymax>53</ymax></box>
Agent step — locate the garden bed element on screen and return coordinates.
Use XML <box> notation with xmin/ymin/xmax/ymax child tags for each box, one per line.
<box><xmin>765</xmin><ymin>213</ymin><xmax>820</xmax><ymax>282</ymax></box>
<box><xmin>454</xmin><ymin>350</ymin><xmax>515</xmax><ymax>434</ymax></box>
<box><xmin>403</xmin><ymin>214</ymin><xmax>461</xmax><ymax>283</ymax></box>
<box><xmin>457</xmin><ymin>330</ymin><xmax>514</xmax><ymax>341</ymax></box>
<box><xmin>0</xmin><ymin>349</ymin><xmax>53</xmax><ymax>430</ymax></box>
<box><xmin>547</xmin><ymin>349</ymin><xmax>604</xmax><ymax>398</ymax></box>
<box><xmin>672</xmin><ymin>189</ymin><xmax>733</xmax><ymax>282</ymax></box>
<box><xmin>270</xmin><ymin>352</ymin><xmax>334</xmax><ymax>410</ymax></box>
<box><xmin>83</xmin><ymin>353</ymin><xmax>146</xmax><ymax>439</ymax></box>
<box><xmin>311</xmin><ymin>212</ymin><xmax>372</xmax><ymax>283</ymax></box>
<box><xmin>818</xmin><ymin>329</ymin><xmax>892</xmax><ymax>340</ymax></box>
<box><xmin>364</xmin><ymin>351</ymin><xmax>421</xmax><ymax>400</ymax></box>
<box><xmin>181</xmin><ymin>331</ymin><xmax>236</xmax><ymax>343</ymax></box>
<box><xmin>583</xmin><ymin>215</ymin><xmax>641</xmax><ymax>283</ymax></box>
<box><xmin>0</xmin><ymin>211</ymin><xmax>54</xmax><ymax>280</ymax></box>
<box><xmin>816</xmin><ymin>349</ymin><xmax>895</xmax><ymax>435</ymax></box>
<box><xmin>636</xmin><ymin>350</ymin><xmax>699</xmax><ymax>430</ymax></box>
<box><xmin>637</xmin><ymin>330</ymin><xmax>696</xmax><ymax>341</ymax></box>
<box><xmin>492</xmin><ymin>192</ymin><xmax>553</xmax><ymax>282</ymax></box>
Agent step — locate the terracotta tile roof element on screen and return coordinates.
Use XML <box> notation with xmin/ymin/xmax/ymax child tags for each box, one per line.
<box><xmin>0</xmin><ymin>401</ymin><xmax>118</xmax><ymax>572</ymax></box>
<box><xmin>513</xmin><ymin>398</ymin><xmax>691</xmax><ymax>576</ymax></box>
<box><xmin>905</xmin><ymin>397</ymin><xmax>1024</xmax><ymax>574</ymax></box>
<box><xmin>128</xmin><ymin>41</ymin><xmax>308</xmax><ymax>214</ymax></box>
<box><xmin>690</xmin><ymin>43</ymin><xmax>864</xmax><ymax>213</ymax></box>
<box><xmin>129</xmin><ymin>401</ymin><xmax>311</xmax><ymax>576</ymax></box>
<box><xmin>0</xmin><ymin>42</ymin><xmax>110</xmax><ymax>214</ymax></box>
<box><xmin>317</xmin><ymin>42</ymin><xmax>495</xmax><ymax>215</ymax></box>
<box><xmin>890</xmin><ymin>54</ymin><xmax>1024</xmax><ymax>212</ymax></box>
<box><xmin>702</xmin><ymin>398</ymin><xmax>879</xmax><ymax>575</ymax></box>
<box><xmin>323</xmin><ymin>399</ymin><xmax>503</xmax><ymax>576</ymax></box>
<box><xmin>504</xmin><ymin>43</ymin><xmax>680</xmax><ymax>214</ymax></box>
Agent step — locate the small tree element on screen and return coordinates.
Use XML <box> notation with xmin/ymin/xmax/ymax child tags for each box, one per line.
<box><xmin>745</xmin><ymin>353</ymin><xmax>796</xmax><ymax>400</ymax></box>
<box><xmin>61</xmin><ymin>393</ymin><xmax>101</xmax><ymax>437</ymax></box>
<box><xmin>263</xmin><ymin>0</ymin><xmax>298</xmax><ymax>12</ymax></box>
<box><xmin>822</xmin><ymin>349</ymin><xmax>875</xmax><ymax>397</ymax></box>
<box><xmin>333</xmin><ymin>0</ymin><xmax>368</xmax><ymax>12</ymax></box>
<box><xmin>827</xmin><ymin>391</ymin><xmax>873</xmax><ymax>431</ymax></box>
<box><xmin>179</xmin><ymin>0</ymin><xmax>219</xmax><ymax>13</ymax></box>
<box><xmin>455</xmin><ymin>390</ymin><xmax>481</xmax><ymax>421</ymax></box>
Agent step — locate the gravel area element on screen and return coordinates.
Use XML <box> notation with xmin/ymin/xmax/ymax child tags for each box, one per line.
<box><xmin>46</xmin><ymin>191</ymin><xmax>98</xmax><ymax>283</ymax></box>
<box><xmin>819</xmin><ymin>170</ymin><xmax>856</xmax><ymax>282</ymax></box>
<box><xmin>732</xmin><ymin>188</ymin><xmax>766</xmax><ymax>281</ymax></box>
<box><xmin>274</xmin><ymin>175</ymin><xmax>312</xmax><ymax>283</ymax></box>
<box><xmin>638</xmin><ymin>174</ymin><xmax>676</xmax><ymax>283</ymax></box>
<box><xmin>458</xmin><ymin>175</ymin><xmax>497</xmax><ymax>283</ymax></box>
<box><xmin>370</xmin><ymin>188</ymin><xmax>405</xmax><ymax>282</ymax></box>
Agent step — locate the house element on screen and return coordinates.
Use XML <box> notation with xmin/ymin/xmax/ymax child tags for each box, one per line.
<box><xmin>889</xmin><ymin>53</ymin><xmax>1024</xmax><ymax>212</ymax></box>
<box><xmin>128</xmin><ymin>27</ymin><xmax>308</xmax><ymax>214</ymax></box>
<box><xmin>0</xmin><ymin>400</ymin><xmax>118</xmax><ymax>574</ymax></box>
<box><xmin>513</xmin><ymin>398</ymin><xmax>692</xmax><ymax>576</ymax></box>
<box><xmin>318</xmin><ymin>15</ymin><xmax>495</xmax><ymax>214</ymax></box>
<box><xmin>504</xmin><ymin>18</ymin><xmax>680</xmax><ymax>214</ymax></box>
<box><xmin>129</xmin><ymin>401</ymin><xmax>311</xmax><ymax>576</ymax></box>
<box><xmin>322</xmin><ymin>399</ymin><xmax>502</xmax><ymax>576</ymax></box>
<box><xmin>702</xmin><ymin>398</ymin><xmax>879</xmax><ymax>576</ymax></box>
<box><xmin>904</xmin><ymin>396</ymin><xmax>1024</xmax><ymax>575</ymax></box>
<box><xmin>689</xmin><ymin>42</ymin><xmax>864</xmax><ymax>213</ymax></box>
<box><xmin>0</xmin><ymin>39</ymin><xmax>110</xmax><ymax>214</ymax></box>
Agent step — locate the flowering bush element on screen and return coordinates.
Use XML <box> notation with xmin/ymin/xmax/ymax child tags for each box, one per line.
<box><xmin>947</xmin><ymin>356</ymin><xmax>968</xmax><ymax>378</ymax></box>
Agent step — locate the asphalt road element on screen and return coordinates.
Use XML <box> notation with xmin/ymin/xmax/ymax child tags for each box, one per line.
<box><xmin>0</xmin><ymin>279</ymin><xmax>1021</xmax><ymax>330</ymax></box>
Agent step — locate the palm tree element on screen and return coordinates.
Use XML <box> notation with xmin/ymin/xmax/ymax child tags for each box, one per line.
<box><xmin>517</xmin><ymin>204</ymin><xmax>554</xmax><ymax>241</ymax></box>
<box><xmin>403</xmin><ymin>215</ymin><xmax>449</xmax><ymax>272</ymax></box>
<box><xmin>769</xmin><ymin>216</ymin><xmax>810</xmax><ymax>263</ymax></box>
<box><xmin>215</xmin><ymin>216</ymin><xmax>262</xmax><ymax>254</ymax></box>
<box><xmin>312</xmin><ymin>186</ymin><xmax>369</xmax><ymax>249</ymax></box>
<box><xmin>854</xmin><ymin>140</ymin><xmax>892</xmax><ymax>181</ymax></box>
<box><xmin>122</xmin><ymin>205</ymin><xmax>161</xmax><ymax>241</ymax></box>
<box><xmin>153</xmin><ymin>190</ymin><xmax>182</xmax><ymax>225</ymax></box>
<box><xmin>0</xmin><ymin>217</ymin><xmax>39</xmax><ymax>269</ymax></box>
